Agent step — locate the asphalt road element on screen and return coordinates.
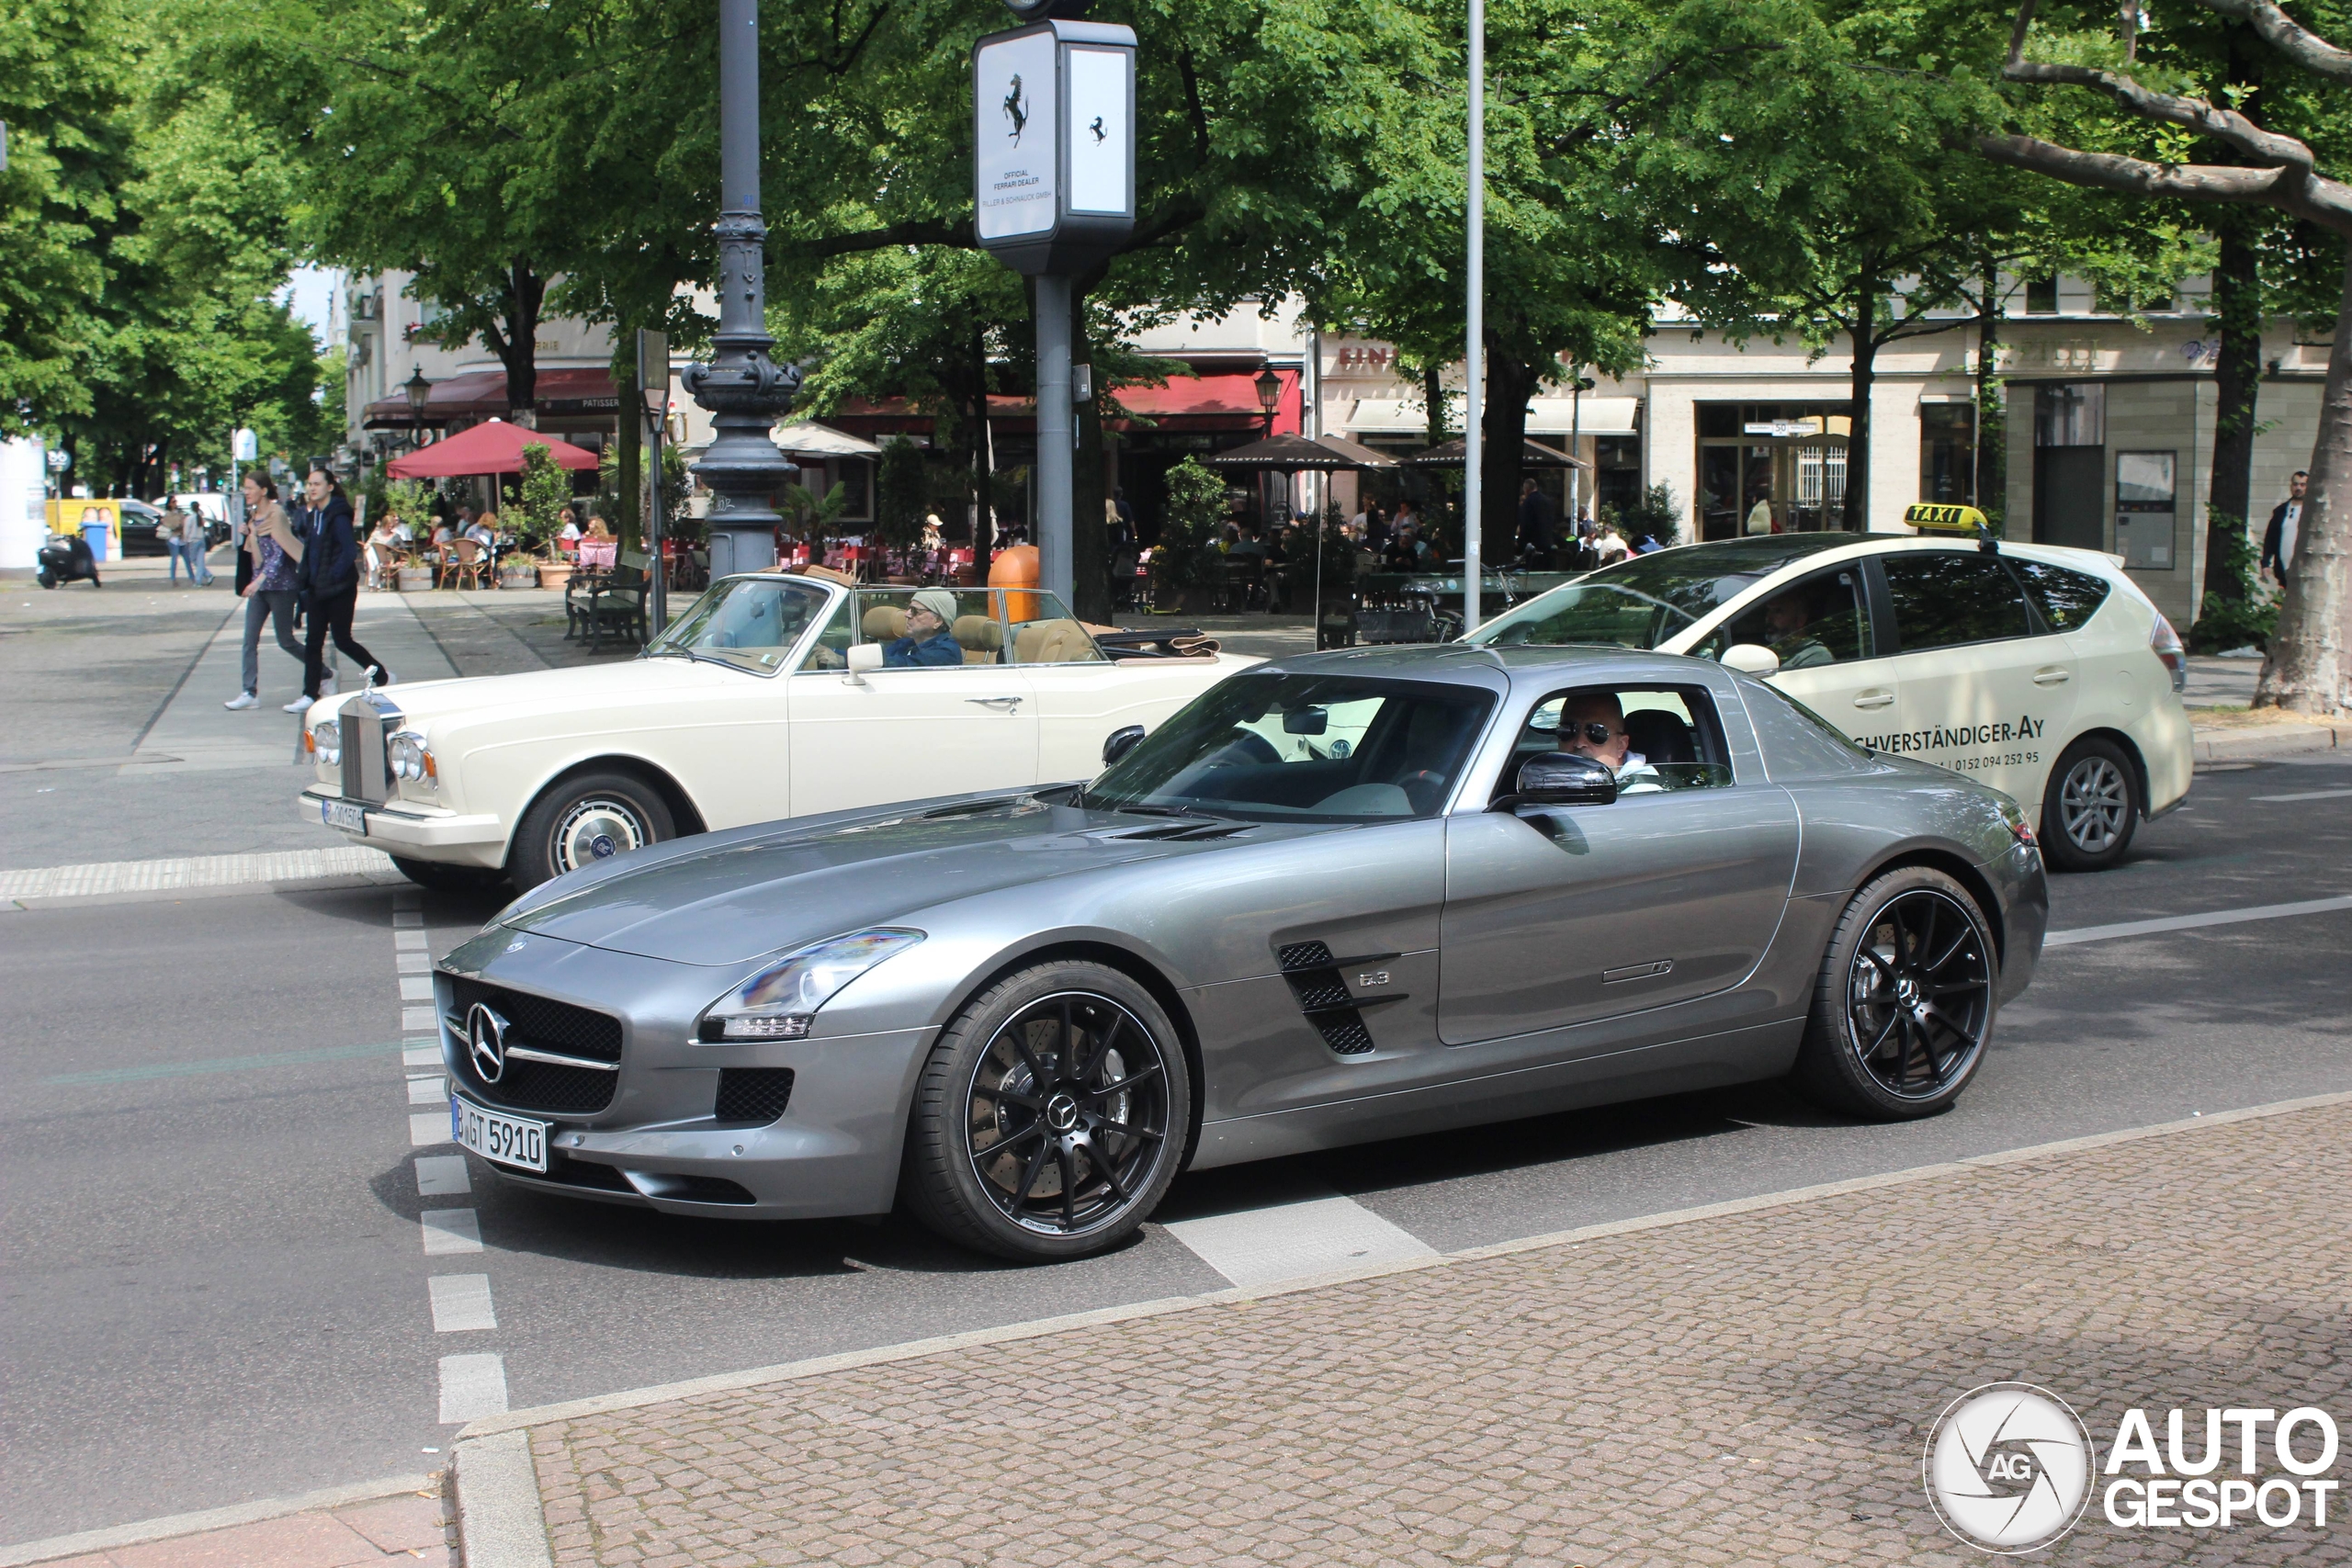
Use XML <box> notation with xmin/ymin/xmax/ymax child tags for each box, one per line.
<box><xmin>4</xmin><ymin>743</ymin><xmax>2349</xmax><ymax>1547</ymax></box>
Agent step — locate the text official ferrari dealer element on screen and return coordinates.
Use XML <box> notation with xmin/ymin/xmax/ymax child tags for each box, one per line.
<box><xmin>435</xmin><ymin>646</ymin><xmax>2045</xmax><ymax>1262</ymax></box>
<box><xmin>1466</xmin><ymin>510</ymin><xmax>2194</xmax><ymax>873</ymax></box>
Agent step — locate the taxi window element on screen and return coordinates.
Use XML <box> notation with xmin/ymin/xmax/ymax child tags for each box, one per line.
<box><xmin>2007</xmin><ymin>559</ymin><xmax>2111</xmax><ymax>631</ymax></box>
<box><xmin>1882</xmin><ymin>553</ymin><xmax>2032</xmax><ymax>652</ymax></box>
<box><xmin>1694</xmin><ymin>566</ymin><xmax>1873</xmax><ymax>667</ymax></box>
<box><xmin>1506</xmin><ymin>684</ymin><xmax>1736</xmax><ymax>799</ymax></box>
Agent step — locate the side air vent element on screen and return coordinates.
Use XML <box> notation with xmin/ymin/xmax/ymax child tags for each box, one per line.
<box><xmin>716</xmin><ymin>1067</ymin><xmax>796</xmax><ymax>1124</ymax></box>
<box><xmin>1272</xmin><ymin>941</ymin><xmax>1405</xmax><ymax>1057</ymax></box>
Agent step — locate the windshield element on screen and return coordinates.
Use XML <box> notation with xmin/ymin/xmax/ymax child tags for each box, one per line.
<box><xmin>648</xmin><ymin>576</ymin><xmax>835</xmax><ymax>672</ymax></box>
<box><xmin>1084</xmin><ymin>672</ymin><xmax>1496</xmax><ymax>822</ymax></box>
<box><xmin>1467</xmin><ymin>536</ymin><xmax>1858</xmax><ymax>650</ymax></box>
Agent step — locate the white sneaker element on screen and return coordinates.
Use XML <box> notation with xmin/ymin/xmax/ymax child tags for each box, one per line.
<box><xmin>284</xmin><ymin>694</ymin><xmax>314</xmax><ymax>714</ymax></box>
<box><xmin>223</xmin><ymin>691</ymin><xmax>258</xmax><ymax>711</ymax></box>
<box><xmin>321</xmin><ymin>671</ymin><xmax>339</xmax><ymax>695</ymax></box>
<box><xmin>368</xmin><ymin>665</ymin><xmax>394</xmax><ymax>688</ymax></box>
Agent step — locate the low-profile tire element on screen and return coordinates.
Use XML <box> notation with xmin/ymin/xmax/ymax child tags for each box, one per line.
<box><xmin>390</xmin><ymin>855</ymin><xmax>508</xmax><ymax>893</ymax></box>
<box><xmin>507</xmin><ymin>769</ymin><xmax>675</xmax><ymax>890</ymax></box>
<box><xmin>902</xmin><ymin>961</ymin><xmax>1192</xmax><ymax>1262</ymax></box>
<box><xmin>2040</xmin><ymin>736</ymin><xmax>2140</xmax><ymax>873</ymax></box>
<box><xmin>1789</xmin><ymin>866</ymin><xmax>1997</xmax><ymax>1120</ymax></box>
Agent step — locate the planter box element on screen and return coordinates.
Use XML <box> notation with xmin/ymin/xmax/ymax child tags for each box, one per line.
<box><xmin>395</xmin><ymin>565</ymin><xmax>435</xmax><ymax>592</ymax></box>
<box><xmin>537</xmin><ymin>562</ymin><xmax>574</xmax><ymax>592</ymax></box>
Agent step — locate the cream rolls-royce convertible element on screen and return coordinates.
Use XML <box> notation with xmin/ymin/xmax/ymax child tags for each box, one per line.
<box><xmin>298</xmin><ymin>574</ymin><xmax>1256</xmax><ymax>890</ymax></box>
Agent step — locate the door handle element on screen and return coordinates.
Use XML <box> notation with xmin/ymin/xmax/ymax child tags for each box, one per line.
<box><xmin>2032</xmin><ymin>666</ymin><xmax>2072</xmax><ymax>686</ymax></box>
<box><xmin>1852</xmin><ymin>689</ymin><xmax>1895</xmax><ymax>710</ymax></box>
<box><xmin>966</xmin><ymin>695</ymin><xmax>1023</xmax><ymax>709</ymax></box>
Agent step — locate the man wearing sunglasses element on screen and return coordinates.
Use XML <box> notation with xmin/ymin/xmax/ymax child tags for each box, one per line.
<box><xmin>1560</xmin><ymin>691</ymin><xmax>1665</xmax><ymax>793</ymax></box>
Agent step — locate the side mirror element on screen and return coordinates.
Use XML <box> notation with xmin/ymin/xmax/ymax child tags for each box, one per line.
<box><xmin>843</xmin><ymin>642</ymin><xmax>883</xmax><ymax>685</ymax></box>
<box><xmin>1721</xmin><ymin>642</ymin><xmax>1780</xmax><ymax>676</ymax></box>
<box><xmin>1493</xmin><ymin>750</ymin><xmax>1618</xmax><ymax>811</ymax></box>
<box><xmin>1102</xmin><ymin>724</ymin><xmax>1146</xmax><ymax>766</ymax></box>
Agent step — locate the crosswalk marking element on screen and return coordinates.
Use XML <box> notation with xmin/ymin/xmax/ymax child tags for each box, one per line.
<box><xmin>429</xmin><ymin>1274</ymin><xmax>497</xmax><ymax>1332</ymax></box>
<box><xmin>410</xmin><ymin>1111</ymin><xmax>451</xmax><ymax>1147</ymax></box>
<box><xmin>407</xmin><ymin>1076</ymin><xmax>448</xmax><ymax>1106</ymax></box>
<box><xmin>421</xmin><ymin>1208</ymin><xmax>482</xmax><ymax>1256</ymax></box>
<box><xmin>414</xmin><ymin>1156</ymin><xmax>470</xmax><ymax>1196</ymax></box>
<box><xmin>1161</xmin><ymin>1190</ymin><xmax>1439</xmax><ymax>1290</ymax></box>
<box><xmin>437</xmin><ymin>1353</ymin><xmax>508</xmax><ymax>1422</ymax></box>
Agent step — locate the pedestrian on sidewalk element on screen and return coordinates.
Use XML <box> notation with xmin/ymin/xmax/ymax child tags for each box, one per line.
<box><xmin>162</xmin><ymin>496</ymin><xmax>197</xmax><ymax>585</ymax></box>
<box><xmin>290</xmin><ymin>468</ymin><xmax>390</xmax><ymax>714</ymax></box>
<box><xmin>2261</xmin><ymin>470</ymin><xmax>2308</xmax><ymax>585</ymax></box>
<box><xmin>185</xmin><ymin>496</ymin><xmax>216</xmax><ymax>584</ymax></box>
<box><xmin>224</xmin><ymin>475</ymin><xmax>305</xmax><ymax>710</ymax></box>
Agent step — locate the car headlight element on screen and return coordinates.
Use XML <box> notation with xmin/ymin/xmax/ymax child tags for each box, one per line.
<box><xmin>699</xmin><ymin>929</ymin><xmax>925</xmax><ymax>1041</ymax></box>
<box><xmin>388</xmin><ymin>730</ymin><xmax>435</xmax><ymax>785</ymax></box>
<box><xmin>310</xmin><ymin>723</ymin><xmax>342</xmax><ymax>767</ymax></box>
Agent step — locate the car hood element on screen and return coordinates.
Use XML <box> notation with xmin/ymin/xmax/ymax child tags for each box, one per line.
<box><xmin>357</xmin><ymin>655</ymin><xmax>739</xmax><ymax>728</ymax></box>
<box><xmin>497</xmin><ymin>796</ymin><xmax>1331</xmax><ymax>965</ymax></box>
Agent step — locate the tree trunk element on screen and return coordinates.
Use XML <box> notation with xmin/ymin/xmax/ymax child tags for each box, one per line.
<box><xmin>497</xmin><ymin>259</ymin><xmax>545</xmax><ymax>424</ymax></box>
<box><xmin>1844</xmin><ymin>277</ymin><xmax>1880</xmax><ymax>532</ymax></box>
<box><xmin>1974</xmin><ymin>261</ymin><xmax>2004</xmax><ymax>520</ymax></box>
<box><xmin>1070</xmin><ymin>287</ymin><xmax>1111</xmax><ymax>624</ymax></box>
<box><xmin>1482</xmin><ymin>337</ymin><xmax>1534</xmax><ymax>564</ymax></box>
<box><xmin>2204</xmin><ymin>221</ymin><xmax>2263</xmax><ymax>606</ymax></box>
<box><xmin>2255</xmin><ymin>253</ymin><xmax>2352</xmax><ymax>715</ymax></box>
<box><xmin>1422</xmin><ymin>363</ymin><xmax>1447</xmax><ymax>446</ymax></box>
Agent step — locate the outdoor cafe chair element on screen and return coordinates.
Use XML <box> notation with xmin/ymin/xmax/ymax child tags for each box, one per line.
<box><xmin>444</xmin><ymin>539</ymin><xmax>488</xmax><ymax>591</ymax></box>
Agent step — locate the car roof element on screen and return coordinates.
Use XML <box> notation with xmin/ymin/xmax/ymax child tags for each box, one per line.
<box><xmin>1246</xmin><ymin>642</ymin><xmax>1718</xmax><ymax>693</ymax></box>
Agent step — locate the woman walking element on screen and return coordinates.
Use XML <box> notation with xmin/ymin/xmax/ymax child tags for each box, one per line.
<box><xmin>223</xmin><ymin>476</ymin><xmax>306</xmax><ymax>710</ymax></box>
<box><xmin>291</xmin><ymin>468</ymin><xmax>390</xmax><ymax>713</ymax></box>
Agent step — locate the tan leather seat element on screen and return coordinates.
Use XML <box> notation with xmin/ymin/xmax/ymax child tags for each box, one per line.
<box><xmin>1013</xmin><ymin>618</ymin><xmax>1097</xmax><ymax>664</ymax></box>
<box><xmin>953</xmin><ymin>615</ymin><xmax>1004</xmax><ymax>664</ymax></box>
<box><xmin>860</xmin><ymin>605</ymin><xmax>909</xmax><ymax>642</ymax></box>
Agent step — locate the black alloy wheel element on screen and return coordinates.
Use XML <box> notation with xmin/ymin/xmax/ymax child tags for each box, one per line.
<box><xmin>2040</xmin><ymin>737</ymin><xmax>2140</xmax><ymax>873</ymax></box>
<box><xmin>509</xmin><ymin>770</ymin><xmax>675</xmax><ymax>890</ymax></box>
<box><xmin>1791</xmin><ymin>866</ymin><xmax>1996</xmax><ymax>1120</ymax></box>
<box><xmin>904</xmin><ymin>962</ymin><xmax>1191</xmax><ymax>1261</ymax></box>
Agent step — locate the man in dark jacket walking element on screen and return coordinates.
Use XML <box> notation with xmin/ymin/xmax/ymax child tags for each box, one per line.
<box><xmin>290</xmin><ymin>468</ymin><xmax>390</xmax><ymax>713</ymax></box>
<box><xmin>2260</xmin><ymin>470</ymin><xmax>2309</xmax><ymax>585</ymax></box>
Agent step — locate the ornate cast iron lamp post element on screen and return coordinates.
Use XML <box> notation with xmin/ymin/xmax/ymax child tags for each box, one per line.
<box><xmin>683</xmin><ymin>0</ymin><xmax>801</xmax><ymax>579</ymax></box>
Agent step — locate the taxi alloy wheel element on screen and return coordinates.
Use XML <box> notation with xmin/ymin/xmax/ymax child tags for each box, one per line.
<box><xmin>511</xmin><ymin>770</ymin><xmax>675</xmax><ymax>890</ymax></box>
<box><xmin>903</xmin><ymin>962</ymin><xmax>1191</xmax><ymax>1262</ymax></box>
<box><xmin>1791</xmin><ymin>866</ymin><xmax>1995</xmax><ymax>1121</ymax></box>
<box><xmin>2041</xmin><ymin>737</ymin><xmax>2140</xmax><ymax>873</ymax></box>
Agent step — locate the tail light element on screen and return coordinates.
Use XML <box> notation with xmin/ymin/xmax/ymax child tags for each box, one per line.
<box><xmin>2149</xmin><ymin>612</ymin><xmax>2186</xmax><ymax>694</ymax></box>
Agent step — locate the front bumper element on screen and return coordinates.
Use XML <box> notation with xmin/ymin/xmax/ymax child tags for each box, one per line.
<box><xmin>299</xmin><ymin>785</ymin><xmax>506</xmax><ymax>867</ymax></box>
<box><xmin>435</xmin><ymin>924</ymin><xmax>931</xmax><ymax>1220</ymax></box>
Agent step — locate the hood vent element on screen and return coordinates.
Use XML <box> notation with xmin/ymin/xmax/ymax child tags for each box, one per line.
<box><xmin>1275</xmin><ymin>941</ymin><xmax>1405</xmax><ymax>1056</ymax></box>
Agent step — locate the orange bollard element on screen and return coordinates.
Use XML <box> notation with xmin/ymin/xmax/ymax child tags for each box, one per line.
<box><xmin>989</xmin><ymin>543</ymin><xmax>1041</xmax><ymax>622</ymax></box>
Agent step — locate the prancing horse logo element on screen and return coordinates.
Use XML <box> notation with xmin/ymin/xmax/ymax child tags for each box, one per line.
<box><xmin>466</xmin><ymin>1002</ymin><xmax>511</xmax><ymax>1084</ymax></box>
<box><xmin>1002</xmin><ymin>74</ymin><xmax>1029</xmax><ymax>144</ymax></box>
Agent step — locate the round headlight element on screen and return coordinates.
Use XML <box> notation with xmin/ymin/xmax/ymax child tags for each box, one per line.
<box><xmin>388</xmin><ymin>730</ymin><xmax>434</xmax><ymax>784</ymax></box>
<box><xmin>312</xmin><ymin>724</ymin><xmax>342</xmax><ymax>767</ymax></box>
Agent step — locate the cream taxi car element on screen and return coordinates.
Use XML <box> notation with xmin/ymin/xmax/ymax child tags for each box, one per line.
<box><xmin>299</xmin><ymin>575</ymin><xmax>1256</xmax><ymax>890</ymax></box>
<box><xmin>1469</xmin><ymin>507</ymin><xmax>2192</xmax><ymax>871</ymax></box>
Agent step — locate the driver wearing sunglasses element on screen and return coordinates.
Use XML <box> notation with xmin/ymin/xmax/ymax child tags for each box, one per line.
<box><xmin>1560</xmin><ymin>691</ymin><xmax>1665</xmax><ymax>792</ymax></box>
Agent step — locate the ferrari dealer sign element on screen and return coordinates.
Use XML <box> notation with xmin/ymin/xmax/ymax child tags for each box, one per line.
<box><xmin>972</xmin><ymin>19</ymin><xmax>1136</xmax><ymax>274</ymax></box>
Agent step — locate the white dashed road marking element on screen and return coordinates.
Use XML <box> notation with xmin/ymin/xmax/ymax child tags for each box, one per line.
<box><xmin>1161</xmin><ymin>1190</ymin><xmax>1439</xmax><ymax>1290</ymax></box>
<box><xmin>403</xmin><ymin>1042</ymin><xmax>440</xmax><ymax>1067</ymax></box>
<box><xmin>2045</xmin><ymin>893</ymin><xmax>2352</xmax><ymax>947</ymax></box>
<box><xmin>398</xmin><ymin>976</ymin><xmax>435</xmax><ymax>1001</ymax></box>
<box><xmin>428</xmin><ymin>1274</ymin><xmax>497</xmax><ymax>1332</ymax></box>
<box><xmin>415</xmin><ymin>1156</ymin><xmax>471</xmax><ymax>1196</ymax></box>
<box><xmin>397</xmin><ymin>952</ymin><xmax>432</xmax><ymax>973</ymax></box>
<box><xmin>407</xmin><ymin>1076</ymin><xmax>448</xmax><ymax>1105</ymax></box>
<box><xmin>437</xmin><ymin>1353</ymin><xmax>509</xmax><ymax>1422</ymax></box>
<box><xmin>2252</xmin><ymin>787</ymin><xmax>2352</xmax><ymax>803</ymax></box>
<box><xmin>411</xmin><ymin>1111</ymin><xmax>452</xmax><ymax>1148</ymax></box>
<box><xmin>393</xmin><ymin>910</ymin><xmax>423</xmax><ymax>929</ymax></box>
<box><xmin>401</xmin><ymin>1006</ymin><xmax>438</xmax><ymax>1032</ymax></box>
<box><xmin>395</xmin><ymin>929</ymin><xmax>428</xmax><ymax>951</ymax></box>
<box><xmin>421</xmin><ymin>1208</ymin><xmax>482</xmax><ymax>1256</ymax></box>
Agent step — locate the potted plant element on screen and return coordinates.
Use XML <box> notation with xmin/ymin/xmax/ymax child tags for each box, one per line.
<box><xmin>1150</xmin><ymin>457</ymin><xmax>1224</xmax><ymax>615</ymax></box>
<box><xmin>508</xmin><ymin>442</ymin><xmax>575</xmax><ymax>587</ymax></box>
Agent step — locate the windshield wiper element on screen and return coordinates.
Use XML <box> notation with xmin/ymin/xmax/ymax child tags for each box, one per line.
<box><xmin>1103</xmin><ymin>802</ymin><xmax>1227</xmax><ymax>821</ymax></box>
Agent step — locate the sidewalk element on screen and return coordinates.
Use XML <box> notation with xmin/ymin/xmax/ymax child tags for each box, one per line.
<box><xmin>8</xmin><ymin>1482</ymin><xmax>447</xmax><ymax>1568</ymax></box>
<box><xmin>448</xmin><ymin>1096</ymin><xmax>2352</xmax><ymax>1567</ymax></box>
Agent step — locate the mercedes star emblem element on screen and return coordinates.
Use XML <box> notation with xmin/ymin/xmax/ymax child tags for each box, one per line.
<box><xmin>466</xmin><ymin>1002</ymin><xmax>511</xmax><ymax>1084</ymax></box>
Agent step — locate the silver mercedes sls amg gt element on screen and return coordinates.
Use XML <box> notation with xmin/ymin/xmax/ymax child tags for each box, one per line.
<box><xmin>435</xmin><ymin>646</ymin><xmax>2047</xmax><ymax>1261</ymax></box>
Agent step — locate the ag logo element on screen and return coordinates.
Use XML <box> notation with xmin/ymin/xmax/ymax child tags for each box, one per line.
<box><xmin>466</xmin><ymin>1002</ymin><xmax>511</xmax><ymax>1085</ymax></box>
<box><xmin>1924</xmin><ymin>1382</ymin><xmax>2095</xmax><ymax>1553</ymax></box>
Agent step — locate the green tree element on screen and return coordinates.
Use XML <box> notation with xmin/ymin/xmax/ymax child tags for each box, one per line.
<box><xmin>873</xmin><ymin>435</ymin><xmax>929</xmax><ymax>550</ymax></box>
<box><xmin>1151</xmin><ymin>456</ymin><xmax>1225</xmax><ymax>609</ymax></box>
<box><xmin>514</xmin><ymin>442</ymin><xmax>572</xmax><ymax>557</ymax></box>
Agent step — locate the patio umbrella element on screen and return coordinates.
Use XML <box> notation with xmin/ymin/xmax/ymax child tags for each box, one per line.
<box><xmin>385</xmin><ymin>418</ymin><xmax>601</xmax><ymax>479</ymax></box>
<box><xmin>771</xmin><ymin>421</ymin><xmax>883</xmax><ymax>459</ymax></box>
<box><xmin>1400</xmin><ymin>435</ymin><xmax>1589</xmax><ymax>469</ymax></box>
<box><xmin>1203</xmin><ymin>434</ymin><xmax>1396</xmax><ymax>639</ymax></box>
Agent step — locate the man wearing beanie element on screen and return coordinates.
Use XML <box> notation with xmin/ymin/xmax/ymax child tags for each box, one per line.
<box><xmin>885</xmin><ymin>589</ymin><xmax>966</xmax><ymax>667</ymax></box>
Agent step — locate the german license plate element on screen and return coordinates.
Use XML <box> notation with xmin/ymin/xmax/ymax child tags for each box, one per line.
<box><xmin>321</xmin><ymin>798</ymin><xmax>368</xmax><ymax>833</ymax></box>
<box><xmin>453</xmin><ymin>1097</ymin><xmax>548</xmax><ymax>1173</ymax></box>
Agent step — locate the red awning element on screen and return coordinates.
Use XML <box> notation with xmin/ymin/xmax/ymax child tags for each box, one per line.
<box><xmin>363</xmin><ymin>367</ymin><xmax>621</xmax><ymax>429</ymax></box>
<box><xmin>385</xmin><ymin>419</ymin><xmax>601</xmax><ymax>479</ymax></box>
<box><xmin>826</xmin><ymin>370</ymin><xmax>1302</xmax><ymax>440</ymax></box>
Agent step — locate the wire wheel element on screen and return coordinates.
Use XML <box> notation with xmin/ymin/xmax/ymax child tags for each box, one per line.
<box><xmin>550</xmin><ymin>795</ymin><xmax>652</xmax><ymax>874</ymax></box>
<box><xmin>1844</xmin><ymin>888</ymin><xmax>1992</xmax><ymax>1101</ymax></box>
<box><xmin>964</xmin><ymin>991</ymin><xmax>1172</xmax><ymax>1238</ymax></box>
<box><xmin>2056</xmin><ymin>754</ymin><xmax>2131</xmax><ymax>854</ymax></box>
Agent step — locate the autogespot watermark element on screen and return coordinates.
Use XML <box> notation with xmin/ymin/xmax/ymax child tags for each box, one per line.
<box><xmin>1924</xmin><ymin>1382</ymin><xmax>2343</xmax><ymax>1553</ymax></box>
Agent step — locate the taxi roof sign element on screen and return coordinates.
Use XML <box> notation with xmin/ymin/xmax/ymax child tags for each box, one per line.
<box><xmin>1905</xmin><ymin>502</ymin><xmax>1990</xmax><ymax>534</ymax></box>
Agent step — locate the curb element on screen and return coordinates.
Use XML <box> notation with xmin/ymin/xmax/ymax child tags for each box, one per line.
<box><xmin>449</xmin><ymin>1087</ymin><xmax>2352</xmax><ymax>1565</ymax></box>
<box><xmin>2192</xmin><ymin>721</ymin><xmax>2342</xmax><ymax>761</ymax></box>
<box><xmin>0</xmin><ymin>1473</ymin><xmax>434</xmax><ymax>1568</ymax></box>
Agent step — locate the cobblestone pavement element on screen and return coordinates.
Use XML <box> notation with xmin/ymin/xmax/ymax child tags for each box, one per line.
<box><xmin>503</xmin><ymin>1100</ymin><xmax>2352</xmax><ymax>1566</ymax></box>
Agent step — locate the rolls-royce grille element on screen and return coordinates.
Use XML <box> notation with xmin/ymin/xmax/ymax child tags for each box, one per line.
<box><xmin>445</xmin><ymin>976</ymin><xmax>622</xmax><ymax>1113</ymax></box>
<box><xmin>716</xmin><ymin>1068</ymin><xmax>796</xmax><ymax>1124</ymax></box>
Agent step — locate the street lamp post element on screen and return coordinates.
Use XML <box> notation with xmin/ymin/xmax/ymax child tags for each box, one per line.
<box><xmin>1464</xmin><ymin>0</ymin><xmax>1485</xmax><ymax>633</ymax></box>
<box><xmin>682</xmin><ymin>0</ymin><xmax>801</xmax><ymax>580</ymax></box>
<box><xmin>639</xmin><ymin>328</ymin><xmax>672</xmax><ymax>634</ymax></box>
<box><xmin>1254</xmin><ymin>367</ymin><xmax>1283</xmax><ymax>521</ymax></box>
